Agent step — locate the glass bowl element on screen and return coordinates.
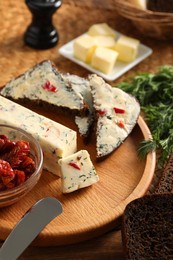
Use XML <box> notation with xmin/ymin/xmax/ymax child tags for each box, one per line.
<box><xmin>0</xmin><ymin>124</ymin><xmax>43</xmax><ymax>207</ymax></box>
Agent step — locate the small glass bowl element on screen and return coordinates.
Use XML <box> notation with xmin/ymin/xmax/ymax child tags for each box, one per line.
<box><xmin>0</xmin><ymin>124</ymin><xmax>43</xmax><ymax>207</ymax></box>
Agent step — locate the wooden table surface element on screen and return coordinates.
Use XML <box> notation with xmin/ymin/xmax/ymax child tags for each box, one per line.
<box><xmin>0</xmin><ymin>0</ymin><xmax>173</xmax><ymax>259</ymax></box>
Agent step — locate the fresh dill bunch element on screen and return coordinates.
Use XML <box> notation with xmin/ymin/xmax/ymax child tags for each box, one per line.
<box><xmin>117</xmin><ymin>65</ymin><xmax>173</xmax><ymax>167</ymax></box>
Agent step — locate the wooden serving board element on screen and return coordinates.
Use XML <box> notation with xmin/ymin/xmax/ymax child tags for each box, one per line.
<box><xmin>0</xmin><ymin>109</ymin><xmax>156</xmax><ymax>246</ymax></box>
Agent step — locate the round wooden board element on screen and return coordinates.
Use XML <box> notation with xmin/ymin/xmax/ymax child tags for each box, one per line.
<box><xmin>0</xmin><ymin>113</ymin><xmax>156</xmax><ymax>246</ymax></box>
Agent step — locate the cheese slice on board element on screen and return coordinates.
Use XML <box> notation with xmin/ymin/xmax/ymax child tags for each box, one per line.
<box><xmin>0</xmin><ymin>60</ymin><xmax>88</xmax><ymax>116</ymax></box>
<box><xmin>59</xmin><ymin>150</ymin><xmax>99</xmax><ymax>193</ymax></box>
<box><xmin>0</xmin><ymin>96</ymin><xmax>77</xmax><ymax>176</ymax></box>
<box><xmin>89</xmin><ymin>74</ymin><xmax>140</xmax><ymax>158</ymax></box>
<box><xmin>62</xmin><ymin>74</ymin><xmax>94</xmax><ymax>138</ymax></box>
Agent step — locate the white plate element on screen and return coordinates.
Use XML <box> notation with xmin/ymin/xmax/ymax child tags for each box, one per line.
<box><xmin>59</xmin><ymin>31</ymin><xmax>152</xmax><ymax>81</ymax></box>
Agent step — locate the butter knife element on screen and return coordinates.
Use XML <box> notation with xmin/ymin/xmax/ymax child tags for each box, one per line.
<box><xmin>0</xmin><ymin>197</ymin><xmax>63</xmax><ymax>260</ymax></box>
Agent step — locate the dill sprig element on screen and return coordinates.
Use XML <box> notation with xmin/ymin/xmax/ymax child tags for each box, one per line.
<box><xmin>117</xmin><ymin>65</ymin><xmax>173</xmax><ymax>168</ymax></box>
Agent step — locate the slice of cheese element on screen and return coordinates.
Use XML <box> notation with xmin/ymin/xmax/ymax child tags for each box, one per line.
<box><xmin>58</xmin><ymin>150</ymin><xmax>99</xmax><ymax>193</ymax></box>
<box><xmin>73</xmin><ymin>34</ymin><xmax>97</xmax><ymax>63</ymax></box>
<box><xmin>62</xmin><ymin>74</ymin><xmax>94</xmax><ymax>138</ymax></box>
<box><xmin>75</xmin><ymin>116</ymin><xmax>91</xmax><ymax>136</ymax></box>
<box><xmin>89</xmin><ymin>74</ymin><xmax>140</xmax><ymax>158</ymax></box>
<box><xmin>0</xmin><ymin>96</ymin><xmax>77</xmax><ymax>176</ymax></box>
<box><xmin>114</xmin><ymin>35</ymin><xmax>140</xmax><ymax>63</ymax></box>
<box><xmin>88</xmin><ymin>23</ymin><xmax>116</xmax><ymax>37</ymax></box>
<box><xmin>91</xmin><ymin>47</ymin><xmax>119</xmax><ymax>74</ymax></box>
<box><xmin>0</xmin><ymin>60</ymin><xmax>87</xmax><ymax>115</ymax></box>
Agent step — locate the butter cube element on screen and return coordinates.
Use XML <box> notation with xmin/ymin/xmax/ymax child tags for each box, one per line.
<box><xmin>88</xmin><ymin>23</ymin><xmax>116</xmax><ymax>37</ymax></box>
<box><xmin>114</xmin><ymin>35</ymin><xmax>140</xmax><ymax>63</ymax></box>
<box><xmin>91</xmin><ymin>47</ymin><xmax>119</xmax><ymax>74</ymax></box>
<box><xmin>73</xmin><ymin>34</ymin><xmax>96</xmax><ymax>63</ymax></box>
<box><xmin>93</xmin><ymin>35</ymin><xmax>116</xmax><ymax>48</ymax></box>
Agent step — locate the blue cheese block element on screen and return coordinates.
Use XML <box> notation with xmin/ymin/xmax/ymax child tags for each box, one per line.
<box><xmin>0</xmin><ymin>96</ymin><xmax>77</xmax><ymax>176</ymax></box>
<box><xmin>58</xmin><ymin>150</ymin><xmax>99</xmax><ymax>193</ymax></box>
<box><xmin>0</xmin><ymin>60</ymin><xmax>88</xmax><ymax>115</ymax></box>
<box><xmin>89</xmin><ymin>74</ymin><xmax>140</xmax><ymax>158</ymax></box>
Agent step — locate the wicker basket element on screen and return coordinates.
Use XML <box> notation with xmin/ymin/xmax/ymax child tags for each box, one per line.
<box><xmin>113</xmin><ymin>0</ymin><xmax>173</xmax><ymax>40</ymax></box>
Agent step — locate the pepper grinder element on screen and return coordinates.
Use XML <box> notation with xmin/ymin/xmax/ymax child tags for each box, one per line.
<box><xmin>24</xmin><ymin>0</ymin><xmax>62</xmax><ymax>49</ymax></box>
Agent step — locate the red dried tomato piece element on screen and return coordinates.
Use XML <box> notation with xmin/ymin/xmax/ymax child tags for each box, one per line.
<box><xmin>1</xmin><ymin>140</ymin><xmax>30</xmax><ymax>168</ymax></box>
<box><xmin>14</xmin><ymin>170</ymin><xmax>26</xmax><ymax>185</ymax></box>
<box><xmin>0</xmin><ymin>159</ymin><xmax>15</xmax><ymax>186</ymax></box>
<box><xmin>0</xmin><ymin>159</ymin><xmax>14</xmax><ymax>177</ymax></box>
<box><xmin>0</xmin><ymin>135</ymin><xmax>36</xmax><ymax>190</ymax></box>
<box><xmin>0</xmin><ymin>181</ymin><xmax>6</xmax><ymax>191</ymax></box>
<box><xmin>15</xmin><ymin>140</ymin><xmax>30</xmax><ymax>156</ymax></box>
<box><xmin>5</xmin><ymin>182</ymin><xmax>15</xmax><ymax>189</ymax></box>
<box><xmin>19</xmin><ymin>156</ymin><xmax>36</xmax><ymax>175</ymax></box>
<box><xmin>0</xmin><ymin>135</ymin><xmax>8</xmax><ymax>140</ymax></box>
<box><xmin>0</xmin><ymin>135</ymin><xmax>15</xmax><ymax>154</ymax></box>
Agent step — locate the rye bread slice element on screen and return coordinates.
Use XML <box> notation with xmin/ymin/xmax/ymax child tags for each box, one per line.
<box><xmin>122</xmin><ymin>194</ymin><xmax>173</xmax><ymax>260</ymax></box>
<box><xmin>0</xmin><ymin>60</ymin><xmax>89</xmax><ymax>117</ymax></box>
<box><xmin>155</xmin><ymin>153</ymin><xmax>173</xmax><ymax>194</ymax></box>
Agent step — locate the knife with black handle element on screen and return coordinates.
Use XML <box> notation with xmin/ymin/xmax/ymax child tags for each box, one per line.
<box><xmin>0</xmin><ymin>197</ymin><xmax>63</xmax><ymax>260</ymax></box>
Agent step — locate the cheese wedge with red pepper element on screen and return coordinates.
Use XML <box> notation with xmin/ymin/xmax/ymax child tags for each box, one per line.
<box><xmin>0</xmin><ymin>60</ymin><xmax>89</xmax><ymax>116</ymax></box>
<box><xmin>59</xmin><ymin>150</ymin><xmax>99</xmax><ymax>193</ymax></box>
<box><xmin>0</xmin><ymin>95</ymin><xmax>77</xmax><ymax>176</ymax></box>
<box><xmin>89</xmin><ymin>74</ymin><xmax>140</xmax><ymax>158</ymax></box>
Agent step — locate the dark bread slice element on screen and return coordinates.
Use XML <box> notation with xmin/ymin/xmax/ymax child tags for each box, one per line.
<box><xmin>122</xmin><ymin>194</ymin><xmax>173</xmax><ymax>260</ymax></box>
<box><xmin>155</xmin><ymin>153</ymin><xmax>173</xmax><ymax>194</ymax></box>
<box><xmin>147</xmin><ymin>0</ymin><xmax>173</xmax><ymax>13</ymax></box>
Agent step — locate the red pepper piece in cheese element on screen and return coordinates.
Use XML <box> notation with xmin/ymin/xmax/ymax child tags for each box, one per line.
<box><xmin>69</xmin><ymin>162</ymin><xmax>81</xmax><ymax>170</ymax></box>
<box><xmin>114</xmin><ymin>107</ymin><xmax>125</xmax><ymax>114</ymax></box>
<box><xmin>42</xmin><ymin>81</ymin><xmax>57</xmax><ymax>93</ymax></box>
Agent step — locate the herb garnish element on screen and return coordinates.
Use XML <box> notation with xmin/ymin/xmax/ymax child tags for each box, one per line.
<box><xmin>117</xmin><ymin>65</ymin><xmax>173</xmax><ymax>168</ymax></box>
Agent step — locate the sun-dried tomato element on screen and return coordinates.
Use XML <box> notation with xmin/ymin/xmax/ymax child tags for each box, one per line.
<box><xmin>0</xmin><ymin>159</ymin><xmax>15</xmax><ymax>186</ymax></box>
<box><xmin>5</xmin><ymin>182</ymin><xmax>15</xmax><ymax>189</ymax></box>
<box><xmin>0</xmin><ymin>135</ymin><xmax>36</xmax><ymax>191</ymax></box>
<box><xmin>14</xmin><ymin>170</ymin><xmax>26</xmax><ymax>185</ymax></box>
<box><xmin>0</xmin><ymin>182</ymin><xmax>6</xmax><ymax>191</ymax></box>
<box><xmin>0</xmin><ymin>159</ymin><xmax>14</xmax><ymax>178</ymax></box>
<box><xmin>19</xmin><ymin>156</ymin><xmax>36</xmax><ymax>175</ymax></box>
<box><xmin>0</xmin><ymin>135</ymin><xmax>15</xmax><ymax>154</ymax></box>
<box><xmin>1</xmin><ymin>140</ymin><xmax>30</xmax><ymax>168</ymax></box>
